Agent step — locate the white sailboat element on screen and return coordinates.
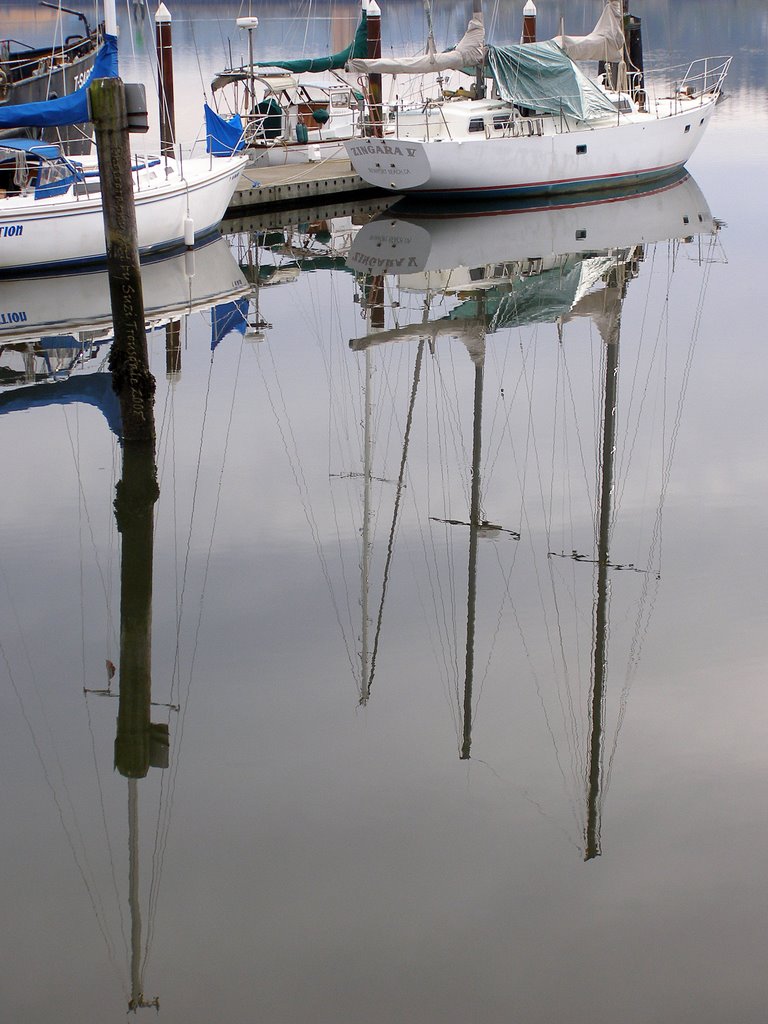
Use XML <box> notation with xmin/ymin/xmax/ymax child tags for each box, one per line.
<box><xmin>208</xmin><ymin>10</ymin><xmax>369</xmax><ymax>166</ymax></box>
<box><xmin>0</xmin><ymin>3</ymin><xmax>247</xmax><ymax>274</ymax></box>
<box><xmin>344</xmin><ymin>0</ymin><xmax>730</xmax><ymax>198</ymax></box>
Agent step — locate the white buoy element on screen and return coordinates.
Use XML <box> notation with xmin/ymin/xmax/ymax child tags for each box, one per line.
<box><xmin>183</xmin><ymin>216</ymin><xmax>194</xmax><ymax>248</ymax></box>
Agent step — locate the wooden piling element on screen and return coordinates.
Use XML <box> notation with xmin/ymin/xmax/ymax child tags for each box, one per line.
<box><xmin>522</xmin><ymin>0</ymin><xmax>537</xmax><ymax>43</ymax></box>
<box><xmin>89</xmin><ymin>76</ymin><xmax>156</xmax><ymax>443</ymax></box>
<box><xmin>366</xmin><ymin>0</ymin><xmax>383</xmax><ymax>138</ymax></box>
<box><xmin>155</xmin><ymin>2</ymin><xmax>176</xmax><ymax>157</ymax></box>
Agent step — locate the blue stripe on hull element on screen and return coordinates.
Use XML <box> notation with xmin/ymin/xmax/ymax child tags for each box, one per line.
<box><xmin>416</xmin><ymin>163</ymin><xmax>687</xmax><ymax>201</ymax></box>
<box><xmin>0</xmin><ymin>227</ymin><xmax>222</xmax><ymax>281</ymax></box>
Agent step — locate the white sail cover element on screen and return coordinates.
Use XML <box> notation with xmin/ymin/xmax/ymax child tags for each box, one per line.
<box><xmin>347</xmin><ymin>14</ymin><xmax>484</xmax><ymax>75</ymax></box>
<box><xmin>552</xmin><ymin>1</ymin><xmax>625</xmax><ymax>63</ymax></box>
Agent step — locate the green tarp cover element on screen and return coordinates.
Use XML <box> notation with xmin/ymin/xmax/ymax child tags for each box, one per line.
<box><xmin>447</xmin><ymin>259</ymin><xmax>586</xmax><ymax>332</ymax></box>
<box><xmin>251</xmin><ymin>12</ymin><xmax>367</xmax><ymax>73</ymax></box>
<box><xmin>487</xmin><ymin>40</ymin><xmax>617</xmax><ymax>122</ymax></box>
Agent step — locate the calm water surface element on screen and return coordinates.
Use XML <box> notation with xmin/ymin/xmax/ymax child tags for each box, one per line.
<box><xmin>1</xmin><ymin>2</ymin><xmax>767</xmax><ymax>1021</ymax></box>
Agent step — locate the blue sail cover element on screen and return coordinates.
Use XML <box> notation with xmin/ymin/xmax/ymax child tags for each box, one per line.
<box><xmin>211</xmin><ymin>298</ymin><xmax>249</xmax><ymax>349</ymax></box>
<box><xmin>204</xmin><ymin>103</ymin><xmax>246</xmax><ymax>156</ymax></box>
<box><xmin>487</xmin><ymin>40</ymin><xmax>616</xmax><ymax>122</ymax></box>
<box><xmin>0</xmin><ymin>35</ymin><xmax>119</xmax><ymax>129</ymax></box>
<box><xmin>0</xmin><ymin>372</ymin><xmax>122</xmax><ymax>436</ymax></box>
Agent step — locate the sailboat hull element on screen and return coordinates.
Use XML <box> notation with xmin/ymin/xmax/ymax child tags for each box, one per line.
<box><xmin>345</xmin><ymin>97</ymin><xmax>718</xmax><ymax>199</ymax></box>
<box><xmin>0</xmin><ymin>154</ymin><xmax>247</xmax><ymax>275</ymax></box>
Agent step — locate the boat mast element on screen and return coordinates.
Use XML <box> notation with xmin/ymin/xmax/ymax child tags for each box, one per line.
<box><xmin>104</xmin><ymin>0</ymin><xmax>117</xmax><ymax>37</ymax></box>
<box><xmin>473</xmin><ymin>0</ymin><xmax>485</xmax><ymax>99</ymax></box>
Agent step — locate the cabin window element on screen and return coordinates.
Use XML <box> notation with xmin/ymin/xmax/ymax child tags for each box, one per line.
<box><xmin>576</xmin><ymin>144</ymin><xmax>587</xmax><ymax>155</ymax></box>
<box><xmin>468</xmin><ymin>118</ymin><xmax>485</xmax><ymax>133</ymax></box>
<box><xmin>493</xmin><ymin>115</ymin><xmax>511</xmax><ymax>131</ymax></box>
<box><xmin>575</xmin><ymin>229</ymin><xmax>587</xmax><ymax>240</ymax></box>
<box><xmin>331</xmin><ymin>91</ymin><xmax>350</xmax><ymax>108</ymax></box>
<box><xmin>684</xmin><ymin>124</ymin><xmax>691</xmax><ymax>133</ymax></box>
<box><xmin>683</xmin><ymin>215</ymin><xmax>689</xmax><ymax>225</ymax></box>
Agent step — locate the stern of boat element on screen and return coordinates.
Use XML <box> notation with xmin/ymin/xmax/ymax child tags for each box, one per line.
<box><xmin>344</xmin><ymin>137</ymin><xmax>431</xmax><ymax>190</ymax></box>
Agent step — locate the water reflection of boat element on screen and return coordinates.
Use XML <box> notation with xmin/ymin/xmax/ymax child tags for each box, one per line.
<box><xmin>347</xmin><ymin>172</ymin><xmax>723</xmax><ymax>856</ymax></box>
<box><xmin>0</xmin><ymin>235</ymin><xmax>250</xmax><ymax>428</ymax></box>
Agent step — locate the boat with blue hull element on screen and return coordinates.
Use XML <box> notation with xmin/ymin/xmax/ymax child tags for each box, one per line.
<box><xmin>1</xmin><ymin>4</ymin><xmax>101</xmax><ymax>155</ymax></box>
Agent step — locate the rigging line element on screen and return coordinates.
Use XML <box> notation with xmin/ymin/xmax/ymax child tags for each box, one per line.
<box><xmin>482</xmin><ymin>324</ymin><xmax>521</xmax><ymax>493</ymax></box>
<box><xmin>520</xmin><ymin>338</ymin><xmax>585</xmax><ymax>767</ymax></box>
<box><xmin>83</xmin><ymin>692</ymin><xmax>131</xmax><ymax>963</ymax></box>
<box><xmin>61</xmin><ymin>407</ymin><xmax>119</xmax><ymax>659</ymax></box>
<box><xmin>490</xmin><ymin>535</ymin><xmax>586</xmax><ymax>834</ymax></box>
<box><xmin>419</xmin><ymin>367</ymin><xmax>462</xmax><ymax>723</ymax></box>
<box><xmin>433</xmin><ymin>337</ymin><xmax>470</xmax><ymax>508</ymax></box>
<box><xmin>143</xmin><ymin>346</ymin><xmax>224</xmax><ymax>966</ymax></box>
<box><xmin>76</xmin><ymin>413</ymin><xmax>128</xmax><ymax>965</ymax></box>
<box><xmin>167</xmin><ymin>351</ymin><xmax>216</xmax><ymax>715</ymax></box>
<box><xmin>368</xmin><ymin>340</ymin><xmax>425</xmax><ymax>698</ymax></box>
<box><xmin>429</xmin><ymin>355</ymin><xmax>462</xmax><ymax>696</ymax></box>
<box><xmin>604</xmin><ymin>236</ymin><xmax>719</xmax><ymax>801</ymax></box>
<box><xmin>290</xmin><ymin>269</ymin><xmax>359</xmax><ymax>634</ymax></box>
<box><xmin>154</xmin><ymin>364</ymin><xmax>182</xmax><ymax>707</ymax></box>
<box><xmin>187</xmin><ymin>8</ymin><xmax>211</xmax><ymax>99</ymax></box>
<box><xmin>371</xmin><ymin>345</ymin><xmax>411</xmax><ymax>556</ymax></box>
<box><xmin>613</xmin><ymin>248</ymin><xmax>655</xmax><ymax>497</ymax></box>
<box><xmin>142</xmin><ymin>355</ymin><xmax>218</xmax><ymax>927</ymax></box>
<box><xmin>0</xmin><ymin>636</ymin><xmax>128</xmax><ymax>998</ymax></box>
<box><xmin>143</xmin><ymin>331</ymin><xmax>248</xmax><ymax>976</ymax></box>
<box><xmin>556</xmin><ymin>336</ymin><xmax>597</xmax><ymax>548</ymax></box>
<box><xmin>613</xmin><ymin>249</ymin><xmax>662</xmax><ymax>524</ymax></box>
<box><xmin>312</xmin><ymin>267</ymin><xmax>381</xmax><ymax>659</ymax></box>
<box><xmin>514</xmin><ymin>337</ymin><xmax>586</xmax><ymax>815</ymax></box>
<box><xmin>603</xmin><ymin>241</ymin><xmax>718</xmax><ymax>809</ymax></box>
<box><xmin>471</xmin><ymin>525</ymin><xmax>523</xmax><ymax>730</ymax></box>
<box><xmin>0</xmin><ymin>408</ymin><xmax>123</xmax><ymax>921</ymax></box>
<box><xmin>254</xmin><ymin>341</ymin><xmax>358</xmax><ymax>682</ymax></box>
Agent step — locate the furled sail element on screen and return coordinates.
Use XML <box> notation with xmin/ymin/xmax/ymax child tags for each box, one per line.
<box><xmin>347</xmin><ymin>14</ymin><xmax>484</xmax><ymax>76</ymax></box>
<box><xmin>552</xmin><ymin>1</ymin><xmax>625</xmax><ymax>63</ymax></box>
<box><xmin>487</xmin><ymin>40</ymin><xmax>617</xmax><ymax>121</ymax></box>
<box><xmin>211</xmin><ymin>11</ymin><xmax>368</xmax><ymax>88</ymax></box>
<box><xmin>0</xmin><ymin>34</ymin><xmax>118</xmax><ymax>129</ymax></box>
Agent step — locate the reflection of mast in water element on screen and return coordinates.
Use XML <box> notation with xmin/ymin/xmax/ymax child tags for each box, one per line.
<box><xmin>349</xmin><ymin>173</ymin><xmax>723</xmax><ymax>838</ymax></box>
<box><xmin>435</xmin><ymin>323</ymin><xmax>520</xmax><ymax>762</ymax></box>
<box><xmin>352</xmin><ymin>286</ymin><xmax>520</xmax><ymax>757</ymax></box>
<box><xmin>586</xmin><ymin>263</ymin><xmax>624</xmax><ymax>862</ymax></box>
<box><xmin>352</xmin><ymin>272</ymin><xmax>430</xmax><ymax>704</ymax></box>
<box><xmin>555</xmin><ymin>255</ymin><xmax>640</xmax><ymax>860</ymax></box>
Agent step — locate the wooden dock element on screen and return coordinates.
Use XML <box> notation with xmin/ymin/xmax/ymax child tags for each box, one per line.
<box><xmin>227</xmin><ymin>158</ymin><xmax>385</xmax><ymax>215</ymax></box>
